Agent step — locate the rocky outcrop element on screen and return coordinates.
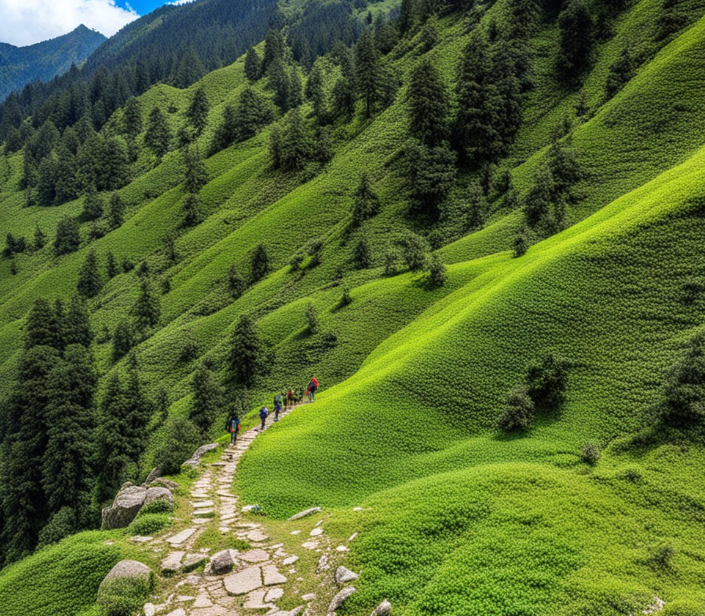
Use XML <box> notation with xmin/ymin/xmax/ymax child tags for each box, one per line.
<box><xmin>144</xmin><ymin>486</ymin><xmax>173</xmax><ymax>507</ymax></box>
<box><xmin>182</xmin><ymin>443</ymin><xmax>219</xmax><ymax>468</ymax></box>
<box><xmin>101</xmin><ymin>486</ymin><xmax>147</xmax><ymax>530</ymax></box>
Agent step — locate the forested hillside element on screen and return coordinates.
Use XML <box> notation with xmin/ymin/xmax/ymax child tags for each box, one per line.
<box><xmin>2</xmin><ymin>0</ymin><xmax>705</xmax><ymax>612</ymax></box>
<box><xmin>0</xmin><ymin>25</ymin><xmax>105</xmax><ymax>102</ymax></box>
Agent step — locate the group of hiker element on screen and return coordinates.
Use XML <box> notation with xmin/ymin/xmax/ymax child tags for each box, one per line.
<box><xmin>225</xmin><ymin>377</ymin><xmax>319</xmax><ymax>444</ymax></box>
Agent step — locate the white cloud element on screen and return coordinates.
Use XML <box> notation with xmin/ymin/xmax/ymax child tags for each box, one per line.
<box><xmin>0</xmin><ymin>0</ymin><xmax>139</xmax><ymax>47</ymax></box>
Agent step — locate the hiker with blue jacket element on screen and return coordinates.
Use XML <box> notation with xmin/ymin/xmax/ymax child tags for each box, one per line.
<box><xmin>274</xmin><ymin>393</ymin><xmax>283</xmax><ymax>422</ymax></box>
<box><xmin>259</xmin><ymin>405</ymin><xmax>269</xmax><ymax>431</ymax></box>
<box><xmin>226</xmin><ymin>414</ymin><xmax>240</xmax><ymax>446</ymax></box>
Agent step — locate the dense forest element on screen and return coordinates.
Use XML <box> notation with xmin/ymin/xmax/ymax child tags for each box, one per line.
<box><xmin>2</xmin><ymin>0</ymin><xmax>705</xmax><ymax>611</ymax></box>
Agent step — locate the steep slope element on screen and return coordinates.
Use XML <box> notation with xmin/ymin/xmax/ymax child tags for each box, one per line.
<box><xmin>0</xmin><ymin>26</ymin><xmax>105</xmax><ymax>101</ymax></box>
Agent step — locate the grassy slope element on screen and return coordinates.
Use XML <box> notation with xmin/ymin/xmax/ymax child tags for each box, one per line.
<box><xmin>1</xmin><ymin>0</ymin><xmax>705</xmax><ymax>613</ymax></box>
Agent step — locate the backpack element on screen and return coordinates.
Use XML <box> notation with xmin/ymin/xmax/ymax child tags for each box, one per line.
<box><xmin>275</xmin><ymin>394</ymin><xmax>282</xmax><ymax>404</ymax></box>
<box><xmin>260</xmin><ymin>407</ymin><xmax>269</xmax><ymax>418</ymax></box>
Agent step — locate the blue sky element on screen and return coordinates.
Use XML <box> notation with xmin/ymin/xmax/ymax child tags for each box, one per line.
<box><xmin>117</xmin><ymin>0</ymin><xmax>170</xmax><ymax>14</ymax></box>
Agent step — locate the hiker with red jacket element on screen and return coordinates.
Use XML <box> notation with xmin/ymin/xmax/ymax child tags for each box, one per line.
<box><xmin>307</xmin><ymin>377</ymin><xmax>319</xmax><ymax>402</ymax></box>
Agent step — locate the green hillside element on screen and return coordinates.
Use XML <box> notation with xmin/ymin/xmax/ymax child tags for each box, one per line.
<box><xmin>2</xmin><ymin>0</ymin><xmax>705</xmax><ymax>612</ymax></box>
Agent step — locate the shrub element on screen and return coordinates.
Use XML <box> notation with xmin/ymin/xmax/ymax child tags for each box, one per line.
<box><xmin>97</xmin><ymin>574</ymin><xmax>154</xmax><ymax>616</ymax></box>
<box><xmin>37</xmin><ymin>507</ymin><xmax>76</xmax><ymax>548</ymax></box>
<box><xmin>649</xmin><ymin>543</ymin><xmax>675</xmax><ymax>569</ymax></box>
<box><xmin>513</xmin><ymin>231</ymin><xmax>529</xmax><ymax>257</ymax></box>
<box><xmin>306</xmin><ymin>303</ymin><xmax>320</xmax><ymax>335</ymax></box>
<box><xmin>426</xmin><ymin>254</ymin><xmax>447</xmax><ymax>288</ymax></box>
<box><xmin>497</xmin><ymin>385</ymin><xmax>535</xmax><ymax>432</ymax></box>
<box><xmin>353</xmin><ymin>236</ymin><xmax>372</xmax><ymax>269</ymax></box>
<box><xmin>580</xmin><ymin>442</ymin><xmax>601</xmax><ymax>465</ymax></box>
<box><xmin>526</xmin><ymin>353</ymin><xmax>569</xmax><ymax>410</ymax></box>
<box><xmin>383</xmin><ymin>249</ymin><xmax>400</xmax><ymax>276</ymax></box>
<box><xmin>153</xmin><ymin>417</ymin><xmax>202</xmax><ymax>475</ymax></box>
<box><xmin>128</xmin><ymin>513</ymin><xmax>170</xmax><ymax>536</ymax></box>
<box><xmin>139</xmin><ymin>499</ymin><xmax>174</xmax><ymax>516</ymax></box>
<box><xmin>338</xmin><ymin>287</ymin><xmax>353</xmax><ymax>308</ymax></box>
<box><xmin>399</xmin><ymin>233</ymin><xmax>429</xmax><ymax>272</ymax></box>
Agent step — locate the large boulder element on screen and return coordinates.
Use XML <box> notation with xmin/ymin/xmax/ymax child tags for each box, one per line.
<box><xmin>144</xmin><ymin>487</ymin><xmax>173</xmax><ymax>507</ymax></box>
<box><xmin>97</xmin><ymin>560</ymin><xmax>153</xmax><ymax>614</ymax></box>
<box><xmin>101</xmin><ymin>485</ymin><xmax>147</xmax><ymax>530</ymax></box>
<box><xmin>100</xmin><ymin>560</ymin><xmax>152</xmax><ymax>587</ymax></box>
<box><xmin>327</xmin><ymin>587</ymin><xmax>356</xmax><ymax>613</ymax></box>
<box><xmin>207</xmin><ymin>549</ymin><xmax>238</xmax><ymax>575</ymax></box>
<box><xmin>182</xmin><ymin>443</ymin><xmax>219</xmax><ymax>468</ymax></box>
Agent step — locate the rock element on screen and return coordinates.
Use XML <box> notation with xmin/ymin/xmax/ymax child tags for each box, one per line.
<box><xmin>353</xmin><ymin>507</ymin><xmax>363</xmax><ymax>511</ymax></box>
<box><xmin>143</xmin><ymin>603</ymin><xmax>156</xmax><ymax>616</ymax></box>
<box><xmin>101</xmin><ymin>486</ymin><xmax>147</xmax><ymax>530</ymax></box>
<box><xmin>182</xmin><ymin>553</ymin><xmax>208</xmax><ymax>572</ymax></box>
<box><xmin>239</xmin><ymin>548</ymin><xmax>269</xmax><ymax>563</ymax></box>
<box><xmin>282</xmin><ymin>555</ymin><xmax>299</xmax><ymax>566</ymax></box>
<box><xmin>99</xmin><ymin>560</ymin><xmax>152</xmax><ymax>590</ymax></box>
<box><xmin>165</xmin><ymin>610</ymin><xmax>187</xmax><ymax>616</ymax></box>
<box><xmin>310</xmin><ymin>527</ymin><xmax>324</xmax><ymax>537</ymax></box>
<box><xmin>301</xmin><ymin>593</ymin><xmax>316</xmax><ymax>601</ymax></box>
<box><xmin>265</xmin><ymin>587</ymin><xmax>284</xmax><ymax>602</ymax></box>
<box><xmin>192</xmin><ymin>500</ymin><xmax>215</xmax><ymax>508</ymax></box>
<box><xmin>208</xmin><ymin>549</ymin><xmax>237</xmax><ymax>575</ymax></box>
<box><xmin>152</xmin><ymin>478</ymin><xmax>179</xmax><ymax>490</ymax></box>
<box><xmin>247</xmin><ymin>529</ymin><xmax>269</xmax><ymax>542</ymax></box>
<box><xmin>182</xmin><ymin>443</ymin><xmax>219</xmax><ymax>468</ymax></box>
<box><xmin>130</xmin><ymin>535</ymin><xmax>153</xmax><ymax>543</ymax></box>
<box><xmin>336</xmin><ymin>545</ymin><xmax>350</xmax><ymax>552</ymax></box>
<box><xmin>242</xmin><ymin>589</ymin><xmax>272</xmax><ymax>609</ymax></box>
<box><xmin>287</xmin><ymin>507</ymin><xmax>321</xmax><ymax>521</ymax></box>
<box><xmin>317</xmin><ymin>555</ymin><xmax>330</xmax><ymax>573</ymax></box>
<box><xmin>224</xmin><ymin>565</ymin><xmax>262</xmax><ymax>595</ymax></box>
<box><xmin>335</xmin><ymin>566</ymin><xmax>359</xmax><ymax>584</ymax></box>
<box><xmin>165</xmin><ymin>528</ymin><xmax>197</xmax><ymax>546</ymax></box>
<box><xmin>301</xmin><ymin>541</ymin><xmax>319</xmax><ymax>550</ymax></box>
<box><xmin>262</xmin><ymin>564</ymin><xmax>287</xmax><ymax>586</ymax></box>
<box><xmin>161</xmin><ymin>551</ymin><xmax>185</xmax><ymax>575</ymax></box>
<box><xmin>348</xmin><ymin>532</ymin><xmax>359</xmax><ymax>542</ymax></box>
<box><xmin>280</xmin><ymin>608</ymin><xmax>304</xmax><ymax>616</ymax></box>
<box><xmin>145</xmin><ymin>487</ymin><xmax>174</xmax><ymax>507</ymax></box>
<box><xmin>370</xmin><ymin>600</ymin><xmax>392</xmax><ymax>616</ymax></box>
<box><xmin>143</xmin><ymin>467</ymin><xmax>161</xmax><ymax>486</ymax></box>
<box><xmin>328</xmin><ymin>587</ymin><xmax>356</xmax><ymax>613</ymax></box>
<box><xmin>192</xmin><ymin>595</ymin><xmax>213</xmax><ymax>608</ymax></box>
<box><xmin>242</xmin><ymin>504</ymin><xmax>261</xmax><ymax>512</ymax></box>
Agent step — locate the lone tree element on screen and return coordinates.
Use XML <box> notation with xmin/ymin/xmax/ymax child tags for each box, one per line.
<box><xmin>190</xmin><ymin>361</ymin><xmax>223</xmax><ymax>435</ymax></box>
<box><xmin>54</xmin><ymin>216</ymin><xmax>81</xmax><ymax>256</ymax></box>
<box><xmin>132</xmin><ymin>279</ymin><xmax>161</xmax><ymax>330</ymax></box>
<box><xmin>497</xmin><ymin>385</ymin><xmax>535</xmax><ymax>432</ymax></box>
<box><xmin>228</xmin><ymin>314</ymin><xmax>265</xmax><ymax>387</ymax></box>
<box><xmin>250</xmin><ymin>244</ymin><xmax>270</xmax><ymax>283</ymax></box>
<box><xmin>351</xmin><ymin>173</ymin><xmax>380</xmax><ymax>227</ymax></box>
<box><xmin>108</xmin><ymin>193</ymin><xmax>126</xmax><ymax>229</ymax></box>
<box><xmin>144</xmin><ymin>107</ymin><xmax>172</xmax><ymax>159</ymax></box>
<box><xmin>82</xmin><ymin>185</ymin><xmax>104</xmax><ymax>221</ymax></box>
<box><xmin>407</xmin><ymin>58</ymin><xmax>450</xmax><ymax>148</ymax></box>
<box><xmin>245</xmin><ymin>47</ymin><xmax>262</xmax><ymax>81</ymax></box>
<box><xmin>186</xmin><ymin>86</ymin><xmax>210</xmax><ymax>136</ymax></box>
<box><xmin>183</xmin><ymin>146</ymin><xmax>209</xmax><ymax>193</ymax></box>
<box><xmin>556</xmin><ymin>0</ymin><xmax>594</xmax><ymax>88</ymax></box>
<box><xmin>77</xmin><ymin>250</ymin><xmax>103</xmax><ymax>298</ymax></box>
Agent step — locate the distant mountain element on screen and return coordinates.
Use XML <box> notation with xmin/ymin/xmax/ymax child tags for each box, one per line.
<box><xmin>0</xmin><ymin>25</ymin><xmax>106</xmax><ymax>101</ymax></box>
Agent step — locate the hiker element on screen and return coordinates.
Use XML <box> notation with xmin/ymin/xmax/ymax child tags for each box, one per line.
<box><xmin>259</xmin><ymin>405</ymin><xmax>269</xmax><ymax>431</ymax></box>
<box><xmin>307</xmin><ymin>377</ymin><xmax>319</xmax><ymax>402</ymax></box>
<box><xmin>226</xmin><ymin>414</ymin><xmax>240</xmax><ymax>446</ymax></box>
<box><xmin>274</xmin><ymin>392</ymin><xmax>283</xmax><ymax>422</ymax></box>
<box><xmin>287</xmin><ymin>387</ymin><xmax>294</xmax><ymax>407</ymax></box>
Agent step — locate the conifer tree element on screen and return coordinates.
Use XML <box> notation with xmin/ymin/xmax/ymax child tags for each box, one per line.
<box><xmin>106</xmin><ymin>251</ymin><xmax>118</xmax><ymax>279</ymax></box>
<box><xmin>190</xmin><ymin>361</ymin><xmax>223</xmax><ymax>435</ymax></box>
<box><xmin>53</xmin><ymin>148</ymin><xmax>79</xmax><ymax>205</ymax></box>
<box><xmin>523</xmin><ymin>166</ymin><xmax>556</xmax><ymax>229</ymax></box>
<box><xmin>228</xmin><ymin>314</ymin><xmax>264</xmax><ymax>387</ymax></box>
<box><xmin>556</xmin><ymin>0</ymin><xmax>594</xmax><ymax>87</ymax></box>
<box><xmin>132</xmin><ymin>279</ymin><xmax>161</xmax><ymax>330</ymax></box>
<box><xmin>353</xmin><ymin>235</ymin><xmax>372</xmax><ymax>269</ymax></box>
<box><xmin>398</xmin><ymin>0</ymin><xmax>418</xmax><ymax>36</ymax></box>
<box><xmin>332</xmin><ymin>77</ymin><xmax>356</xmax><ymax>119</ymax></box>
<box><xmin>354</xmin><ymin>30</ymin><xmax>382</xmax><ymax>118</ymax></box>
<box><xmin>405</xmin><ymin>140</ymin><xmax>457</xmax><ymax>219</ymax></box>
<box><xmin>122</xmin><ymin>97</ymin><xmax>143</xmax><ymax>139</ymax></box>
<box><xmin>25</xmin><ymin>298</ymin><xmax>62</xmax><ymax>351</ymax></box>
<box><xmin>112</xmin><ymin>320</ymin><xmax>134</xmax><ymax>361</ymax></box>
<box><xmin>145</xmin><ymin>107</ymin><xmax>172</xmax><ymax>159</ymax></box>
<box><xmin>228</xmin><ymin>265</ymin><xmax>247</xmax><ymax>299</ymax></box>
<box><xmin>33</xmin><ymin>225</ymin><xmax>47</xmax><ymax>251</ymax></box>
<box><xmin>352</xmin><ymin>173</ymin><xmax>380</xmax><ymax>226</ymax></box>
<box><xmin>42</xmin><ymin>344</ymin><xmax>97</xmax><ymax>527</ymax></box>
<box><xmin>305</xmin><ymin>62</ymin><xmax>327</xmax><ymax>121</ymax></box>
<box><xmin>211</xmin><ymin>104</ymin><xmax>238</xmax><ymax>154</ymax></box>
<box><xmin>82</xmin><ymin>185</ymin><xmax>104</xmax><ymax>221</ymax></box>
<box><xmin>183</xmin><ymin>146</ymin><xmax>209</xmax><ymax>193</ymax></box>
<box><xmin>269</xmin><ymin>58</ymin><xmax>292</xmax><ymax>111</ymax></box>
<box><xmin>407</xmin><ymin>58</ymin><xmax>450</xmax><ymax>147</ymax></box>
<box><xmin>262</xmin><ymin>29</ymin><xmax>285</xmax><ymax>73</ymax></box>
<box><xmin>604</xmin><ymin>48</ymin><xmax>633</xmax><ymax>99</ymax></box>
<box><xmin>65</xmin><ymin>295</ymin><xmax>93</xmax><ymax>348</ymax></box>
<box><xmin>183</xmin><ymin>193</ymin><xmax>202</xmax><ymax>227</ymax></box>
<box><xmin>269</xmin><ymin>125</ymin><xmax>283</xmax><ymax>169</ymax></box>
<box><xmin>245</xmin><ymin>47</ymin><xmax>262</xmax><ymax>82</ymax></box>
<box><xmin>250</xmin><ymin>244</ymin><xmax>270</xmax><ymax>283</ymax></box>
<box><xmin>186</xmin><ymin>86</ymin><xmax>210</xmax><ymax>136</ymax></box>
<box><xmin>279</xmin><ymin>108</ymin><xmax>311</xmax><ymax>172</ymax></box>
<box><xmin>77</xmin><ymin>250</ymin><xmax>103</xmax><ymax>299</ymax></box>
<box><xmin>53</xmin><ymin>216</ymin><xmax>81</xmax><ymax>256</ymax></box>
<box><xmin>108</xmin><ymin>193</ymin><xmax>126</xmax><ymax>229</ymax></box>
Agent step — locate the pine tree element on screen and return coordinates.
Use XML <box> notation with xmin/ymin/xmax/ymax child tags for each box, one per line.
<box><xmin>407</xmin><ymin>58</ymin><xmax>450</xmax><ymax>147</ymax></box>
<box><xmin>306</xmin><ymin>62</ymin><xmax>327</xmax><ymax>122</ymax></box>
<box><xmin>262</xmin><ymin>29</ymin><xmax>285</xmax><ymax>73</ymax></box>
<box><xmin>145</xmin><ymin>107</ymin><xmax>172</xmax><ymax>159</ymax></box>
<box><xmin>279</xmin><ymin>109</ymin><xmax>311</xmax><ymax>171</ymax></box>
<box><xmin>108</xmin><ymin>193</ymin><xmax>126</xmax><ymax>229</ymax></box>
<box><xmin>25</xmin><ymin>298</ymin><xmax>62</xmax><ymax>351</ymax></box>
<box><xmin>398</xmin><ymin>0</ymin><xmax>418</xmax><ymax>36</ymax></box>
<box><xmin>228</xmin><ymin>314</ymin><xmax>264</xmax><ymax>387</ymax></box>
<box><xmin>77</xmin><ymin>250</ymin><xmax>103</xmax><ymax>299</ymax></box>
<box><xmin>33</xmin><ymin>225</ymin><xmax>46</xmax><ymax>251</ymax></box>
<box><xmin>112</xmin><ymin>320</ymin><xmax>134</xmax><ymax>361</ymax></box>
<box><xmin>250</xmin><ymin>244</ymin><xmax>270</xmax><ymax>283</ymax></box>
<box><xmin>183</xmin><ymin>146</ymin><xmax>209</xmax><ymax>193</ymax></box>
<box><xmin>82</xmin><ymin>185</ymin><xmax>104</xmax><ymax>221</ymax></box>
<box><xmin>186</xmin><ymin>86</ymin><xmax>210</xmax><ymax>136</ymax></box>
<box><xmin>351</xmin><ymin>173</ymin><xmax>380</xmax><ymax>226</ymax></box>
<box><xmin>54</xmin><ymin>216</ymin><xmax>81</xmax><ymax>256</ymax></box>
<box><xmin>354</xmin><ymin>30</ymin><xmax>382</xmax><ymax>118</ymax></box>
<box><xmin>305</xmin><ymin>303</ymin><xmax>320</xmax><ymax>335</ymax></box>
<box><xmin>65</xmin><ymin>295</ymin><xmax>93</xmax><ymax>348</ymax></box>
<box><xmin>106</xmin><ymin>251</ymin><xmax>118</xmax><ymax>279</ymax></box>
<box><xmin>132</xmin><ymin>279</ymin><xmax>161</xmax><ymax>330</ymax></box>
<box><xmin>245</xmin><ymin>47</ymin><xmax>262</xmax><ymax>82</ymax></box>
<box><xmin>604</xmin><ymin>48</ymin><xmax>634</xmax><ymax>99</ymax></box>
<box><xmin>122</xmin><ymin>97</ymin><xmax>143</xmax><ymax>139</ymax></box>
<box><xmin>183</xmin><ymin>193</ymin><xmax>202</xmax><ymax>227</ymax></box>
<box><xmin>523</xmin><ymin>166</ymin><xmax>555</xmax><ymax>229</ymax></box>
<box><xmin>556</xmin><ymin>0</ymin><xmax>594</xmax><ymax>88</ymax></box>
<box><xmin>211</xmin><ymin>104</ymin><xmax>238</xmax><ymax>154</ymax></box>
<box><xmin>228</xmin><ymin>265</ymin><xmax>247</xmax><ymax>298</ymax></box>
<box><xmin>42</xmin><ymin>344</ymin><xmax>97</xmax><ymax>527</ymax></box>
<box><xmin>269</xmin><ymin>125</ymin><xmax>283</xmax><ymax>169</ymax></box>
<box><xmin>353</xmin><ymin>236</ymin><xmax>372</xmax><ymax>269</ymax></box>
<box><xmin>332</xmin><ymin>77</ymin><xmax>356</xmax><ymax>119</ymax></box>
<box><xmin>405</xmin><ymin>140</ymin><xmax>457</xmax><ymax>219</ymax></box>
<box><xmin>190</xmin><ymin>361</ymin><xmax>223</xmax><ymax>435</ymax></box>
<box><xmin>547</xmin><ymin>137</ymin><xmax>581</xmax><ymax>199</ymax></box>
<box><xmin>269</xmin><ymin>58</ymin><xmax>292</xmax><ymax>111</ymax></box>
<box><xmin>420</xmin><ymin>15</ymin><xmax>440</xmax><ymax>51</ymax></box>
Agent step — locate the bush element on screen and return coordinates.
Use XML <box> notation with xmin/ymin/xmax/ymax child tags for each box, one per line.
<box><xmin>138</xmin><ymin>499</ymin><xmax>174</xmax><ymax>516</ymax></box>
<box><xmin>426</xmin><ymin>254</ymin><xmax>447</xmax><ymax>288</ymax></box>
<box><xmin>97</xmin><ymin>574</ymin><xmax>153</xmax><ymax>616</ymax></box>
<box><xmin>37</xmin><ymin>507</ymin><xmax>76</xmax><ymax>548</ymax></box>
<box><xmin>649</xmin><ymin>542</ymin><xmax>675</xmax><ymax>569</ymax></box>
<box><xmin>305</xmin><ymin>303</ymin><xmax>320</xmax><ymax>335</ymax></box>
<box><xmin>497</xmin><ymin>385</ymin><xmax>535</xmax><ymax>432</ymax></box>
<box><xmin>526</xmin><ymin>353</ymin><xmax>569</xmax><ymax>410</ymax></box>
<box><xmin>338</xmin><ymin>287</ymin><xmax>352</xmax><ymax>308</ymax></box>
<box><xmin>128</xmin><ymin>513</ymin><xmax>170</xmax><ymax>535</ymax></box>
<box><xmin>153</xmin><ymin>417</ymin><xmax>202</xmax><ymax>475</ymax></box>
<box><xmin>580</xmin><ymin>442</ymin><xmax>601</xmax><ymax>465</ymax></box>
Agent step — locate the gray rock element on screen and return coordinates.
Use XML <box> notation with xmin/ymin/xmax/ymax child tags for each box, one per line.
<box><xmin>287</xmin><ymin>507</ymin><xmax>321</xmax><ymax>521</ymax></box>
<box><xmin>182</xmin><ymin>443</ymin><xmax>219</xmax><ymax>468</ymax></box>
<box><xmin>161</xmin><ymin>551</ymin><xmax>185</xmax><ymax>575</ymax></box>
<box><xmin>370</xmin><ymin>600</ymin><xmax>392</xmax><ymax>616</ymax></box>
<box><xmin>143</xmin><ymin>603</ymin><xmax>156</xmax><ymax>616</ymax></box>
<box><xmin>317</xmin><ymin>554</ymin><xmax>330</xmax><ymax>573</ymax></box>
<box><xmin>223</xmin><ymin>565</ymin><xmax>262</xmax><ymax>595</ymax></box>
<box><xmin>182</xmin><ymin>553</ymin><xmax>208</xmax><ymax>572</ymax></box>
<box><xmin>144</xmin><ymin>487</ymin><xmax>173</xmax><ymax>506</ymax></box>
<box><xmin>143</xmin><ymin>467</ymin><xmax>161</xmax><ymax>486</ymax></box>
<box><xmin>335</xmin><ymin>566</ymin><xmax>359</xmax><ymax>585</ymax></box>
<box><xmin>328</xmin><ymin>586</ymin><xmax>356</xmax><ymax>613</ymax></box>
<box><xmin>208</xmin><ymin>549</ymin><xmax>237</xmax><ymax>575</ymax></box>
<box><xmin>151</xmin><ymin>478</ymin><xmax>180</xmax><ymax>490</ymax></box>
<box><xmin>99</xmin><ymin>560</ymin><xmax>152</xmax><ymax>590</ymax></box>
<box><xmin>101</xmin><ymin>486</ymin><xmax>147</xmax><ymax>530</ymax></box>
